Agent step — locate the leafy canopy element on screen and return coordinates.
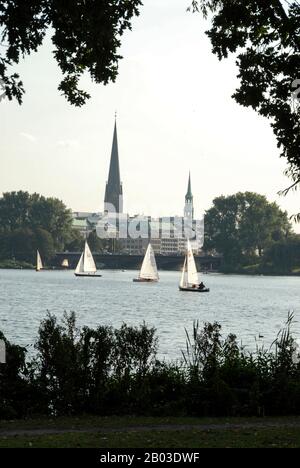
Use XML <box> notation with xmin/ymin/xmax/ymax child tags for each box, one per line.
<box><xmin>0</xmin><ymin>191</ymin><xmax>73</xmax><ymax>262</ymax></box>
<box><xmin>0</xmin><ymin>0</ymin><xmax>142</xmax><ymax>106</ymax></box>
<box><xmin>190</xmin><ymin>1</ymin><xmax>300</xmax><ymax>176</ymax></box>
<box><xmin>204</xmin><ymin>192</ymin><xmax>291</xmax><ymax>265</ymax></box>
<box><xmin>1</xmin><ymin>1</ymin><xmax>299</xmax><ymax>196</ymax></box>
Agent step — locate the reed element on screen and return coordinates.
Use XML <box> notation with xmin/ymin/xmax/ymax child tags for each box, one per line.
<box><xmin>1</xmin><ymin>313</ymin><xmax>300</xmax><ymax>419</ymax></box>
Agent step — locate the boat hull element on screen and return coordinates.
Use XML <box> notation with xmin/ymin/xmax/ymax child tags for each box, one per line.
<box><xmin>179</xmin><ymin>286</ymin><xmax>210</xmax><ymax>293</ymax></box>
<box><xmin>75</xmin><ymin>273</ymin><xmax>102</xmax><ymax>278</ymax></box>
<box><xmin>133</xmin><ymin>278</ymin><xmax>158</xmax><ymax>283</ymax></box>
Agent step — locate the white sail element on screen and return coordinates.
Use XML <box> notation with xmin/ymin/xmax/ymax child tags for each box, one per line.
<box><xmin>36</xmin><ymin>250</ymin><xmax>43</xmax><ymax>271</ymax></box>
<box><xmin>75</xmin><ymin>253</ymin><xmax>84</xmax><ymax>274</ymax></box>
<box><xmin>180</xmin><ymin>257</ymin><xmax>187</xmax><ymax>288</ymax></box>
<box><xmin>83</xmin><ymin>242</ymin><xmax>97</xmax><ymax>273</ymax></box>
<box><xmin>62</xmin><ymin>259</ymin><xmax>69</xmax><ymax>268</ymax></box>
<box><xmin>187</xmin><ymin>240</ymin><xmax>199</xmax><ymax>286</ymax></box>
<box><xmin>75</xmin><ymin>242</ymin><xmax>98</xmax><ymax>276</ymax></box>
<box><xmin>140</xmin><ymin>244</ymin><xmax>159</xmax><ymax>281</ymax></box>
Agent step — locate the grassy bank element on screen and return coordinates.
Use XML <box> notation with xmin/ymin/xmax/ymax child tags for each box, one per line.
<box><xmin>1</xmin><ymin>416</ymin><xmax>300</xmax><ymax>448</ymax></box>
<box><xmin>0</xmin><ymin>260</ymin><xmax>34</xmax><ymax>270</ymax></box>
<box><xmin>1</xmin><ymin>259</ymin><xmax>299</xmax><ymax>276</ymax></box>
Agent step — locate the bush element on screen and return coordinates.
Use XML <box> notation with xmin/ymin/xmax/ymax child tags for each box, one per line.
<box><xmin>1</xmin><ymin>313</ymin><xmax>300</xmax><ymax>419</ymax></box>
<box><xmin>0</xmin><ymin>332</ymin><xmax>31</xmax><ymax>419</ymax></box>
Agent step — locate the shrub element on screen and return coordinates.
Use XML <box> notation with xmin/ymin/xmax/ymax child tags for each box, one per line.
<box><xmin>1</xmin><ymin>313</ymin><xmax>300</xmax><ymax>419</ymax></box>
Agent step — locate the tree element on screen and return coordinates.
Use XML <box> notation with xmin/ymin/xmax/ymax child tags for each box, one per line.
<box><xmin>204</xmin><ymin>194</ymin><xmax>243</xmax><ymax>266</ymax></box>
<box><xmin>0</xmin><ymin>330</ymin><xmax>29</xmax><ymax>419</ymax></box>
<box><xmin>2</xmin><ymin>3</ymin><xmax>299</xmax><ymax>180</ymax></box>
<box><xmin>0</xmin><ymin>230</ymin><xmax>10</xmax><ymax>260</ymax></box>
<box><xmin>9</xmin><ymin>227</ymin><xmax>36</xmax><ymax>263</ymax></box>
<box><xmin>237</xmin><ymin>192</ymin><xmax>290</xmax><ymax>257</ymax></box>
<box><xmin>262</xmin><ymin>234</ymin><xmax>300</xmax><ymax>273</ymax></box>
<box><xmin>190</xmin><ymin>1</ymin><xmax>300</xmax><ymax>180</ymax></box>
<box><xmin>65</xmin><ymin>229</ymin><xmax>85</xmax><ymax>252</ymax></box>
<box><xmin>29</xmin><ymin>195</ymin><xmax>73</xmax><ymax>250</ymax></box>
<box><xmin>0</xmin><ymin>0</ymin><xmax>142</xmax><ymax>106</ymax></box>
<box><xmin>0</xmin><ymin>191</ymin><xmax>31</xmax><ymax>231</ymax></box>
<box><xmin>87</xmin><ymin>230</ymin><xmax>104</xmax><ymax>253</ymax></box>
<box><xmin>35</xmin><ymin>228</ymin><xmax>55</xmax><ymax>262</ymax></box>
<box><xmin>0</xmin><ymin>191</ymin><xmax>74</xmax><ymax>262</ymax></box>
<box><xmin>0</xmin><ymin>191</ymin><xmax>73</xmax><ymax>250</ymax></box>
<box><xmin>279</xmin><ymin>166</ymin><xmax>300</xmax><ymax>222</ymax></box>
<box><xmin>2</xmin><ymin>227</ymin><xmax>54</xmax><ymax>264</ymax></box>
<box><xmin>204</xmin><ymin>192</ymin><xmax>291</xmax><ymax>267</ymax></box>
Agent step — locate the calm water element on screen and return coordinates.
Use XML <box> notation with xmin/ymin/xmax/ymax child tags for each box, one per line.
<box><xmin>0</xmin><ymin>269</ymin><xmax>299</xmax><ymax>360</ymax></box>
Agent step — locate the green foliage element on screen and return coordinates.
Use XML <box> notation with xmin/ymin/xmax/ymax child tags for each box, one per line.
<box><xmin>31</xmin><ymin>314</ymin><xmax>158</xmax><ymax>416</ymax></box>
<box><xmin>262</xmin><ymin>234</ymin><xmax>300</xmax><ymax>273</ymax></box>
<box><xmin>2</xmin><ymin>313</ymin><xmax>300</xmax><ymax>419</ymax></box>
<box><xmin>0</xmin><ymin>0</ymin><xmax>142</xmax><ymax>106</ymax></box>
<box><xmin>0</xmin><ymin>259</ymin><xmax>34</xmax><ymax>269</ymax></box>
<box><xmin>114</xmin><ymin>323</ymin><xmax>158</xmax><ymax>379</ymax></box>
<box><xmin>204</xmin><ymin>192</ymin><xmax>291</xmax><ymax>268</ymax></box>
<box><xmin>182</xmin><ymin>314</ymin><xmax>300</xmax><ymax>417</ymax></box>
<box><xmin>279</xmin><ymin>167</ymin><xmax>300</xmax><ymax>222</ymax></box>
<box><xmin>0</xmin><ymin>191</ymin><xmax>73</xmax><ymax>263</ymax></box>
<box><xmin>28</xmin><ymin>194</ymin><xmax>73</xmax><ymax>249</ymax></box>
<box><xmin>35</xmin><ymin>228</ymin><xmax>55</xmax><ymax>261</ymax></box>
<box><xmin>0</xmin><ymin>331</ymin><xmax>30</xmax><ymax>419</ymax></box>
<box><xmin>190</xmin><ymin>1</ymin><xmax>300</xmax><ymax>174</ymax></box>
<box><xmin>8</xmin><ymin>228</ymin><xmax>36</xmax><ymax>263</ymax></box>
<box><xmin>87</xmin><ymin>230</ymin><xmax>104</xmax><ymax>253</ymax></box>
<box><xmin>64</xmin><ymin>229</ymin><xmax>85</xmax><ymax>252</ymax></box>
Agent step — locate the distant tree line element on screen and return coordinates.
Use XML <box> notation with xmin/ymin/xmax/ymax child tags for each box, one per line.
<box><xmin>0</xmin><ymin>191</ymin><xmax>116</xmax><ymax>267</ymax></box>
<box><xmin>1</xmin><ymin>313</ymin><xmax>300</xmax><ymax>419</ymax></box>
<box><xmin>0</xmin><ymin>191</ymin><xmax>78</xmax><ymax>266</ymax></box>
<box><xmin>204</xmin><ymin>192</ymin><xmax>300</xmax><ymax>274</ymax></box>
<box><xmin>0</xmin><ymin>190</ymin><xmax>299</xmax><ymax>273</ymax></box>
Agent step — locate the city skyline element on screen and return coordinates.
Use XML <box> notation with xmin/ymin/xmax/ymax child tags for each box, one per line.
<box><xmin>1</xmin><ymin>0</ymin><xmax>299</xmax><ymax>231</ymax></box>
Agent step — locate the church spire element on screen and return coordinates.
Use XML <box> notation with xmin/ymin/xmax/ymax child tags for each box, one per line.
<box><xmin>184</xmin><ymin>172</ymin><xmax>194</xmax><ymax>220</ymax></box>
<box><xmin>186</xmin><ymin>172</ymin><xmax>193</xmax><ymax>203</ymax></box>
<box><xmin>104</xmin><ymin>117</ymin><xmax>123</xmax><ymax>214</ymax></box>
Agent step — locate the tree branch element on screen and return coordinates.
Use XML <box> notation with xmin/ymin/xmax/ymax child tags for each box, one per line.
<box><xmin>272</xmin><ymin>0</ymin><xmax>300</xmax><ymax>50</ymax></box>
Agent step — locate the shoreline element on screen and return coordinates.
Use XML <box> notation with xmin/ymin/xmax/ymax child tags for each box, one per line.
<box><xmin>0</xmin><ymin>266</ymin><xmax>300</xmax><ymax>277</ymax></box>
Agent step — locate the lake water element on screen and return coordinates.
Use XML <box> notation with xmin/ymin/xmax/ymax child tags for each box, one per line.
<box><xmin>0</xmin><ymin>269</ymin><xmax>299</xmax><ymax>361</ymax></box>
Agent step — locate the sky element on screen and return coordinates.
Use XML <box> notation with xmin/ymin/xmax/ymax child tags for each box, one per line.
<box><xmin>1</xmin><ymin>0</ymin><xmax>299</xmax><ymax>231</ymax></box>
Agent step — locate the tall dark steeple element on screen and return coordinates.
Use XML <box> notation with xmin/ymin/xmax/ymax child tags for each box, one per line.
<box><xmin>104</xmin><ymin>117</ymin><xmax>123</xmax><ymax>214</ymax></box>
<box><xmin>184</xmin><ymin>172</ymin><xmax>194</xmax><ymax>219</ymax></box>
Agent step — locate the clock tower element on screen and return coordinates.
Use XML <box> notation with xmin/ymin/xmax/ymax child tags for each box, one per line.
<box><xmin>184</xmin><ymin>173</ymin><xmax>194</xmax><ymax>220</ymax></box>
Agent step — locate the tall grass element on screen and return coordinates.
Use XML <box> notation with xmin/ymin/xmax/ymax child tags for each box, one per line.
<box><xmin>1</xmin><ymin>312</ymin><xmax>300</xmax><ymax>419</ymax></box>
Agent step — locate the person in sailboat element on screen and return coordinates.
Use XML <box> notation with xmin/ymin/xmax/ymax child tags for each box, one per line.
<box><xmin>179</xmin><ymin>240</ymin><xmax>210</xmax><ymax>293</ymax></box>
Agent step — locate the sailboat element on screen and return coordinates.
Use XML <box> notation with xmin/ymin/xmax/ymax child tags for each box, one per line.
<box><xmin>75</xmin><ymin>241</ymin><xmax>102</xmax><ymax>278</ymax></box>
<box><xmin>36</xmin><ymin>250</ymin><xmax>44</xmax><ymax>272</ymax></box>
<box><xmin>61</xmin><ymin>258</ymin><xmax>69</xmax><ymax>269</ymax></box>
<box><xmin>179</xmin><ymin>240</ymin><xmax>210</xmax><ymax>293</ymax></box>
<box><xmin>133</xmin><ymin>244</ymin><xmax>159</xmax><ymax>283</ymax></box>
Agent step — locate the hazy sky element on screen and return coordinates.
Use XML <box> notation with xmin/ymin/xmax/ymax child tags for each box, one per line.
<box><xmin>1</xmin><ymin>0</ymin><xmax>299</xmax><ymax>231</ymax></box>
